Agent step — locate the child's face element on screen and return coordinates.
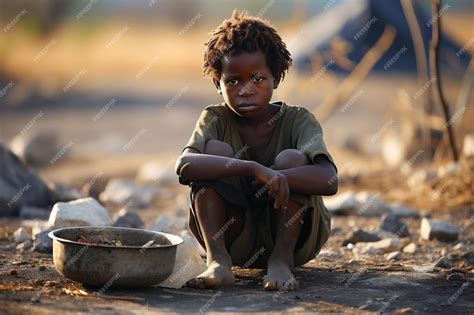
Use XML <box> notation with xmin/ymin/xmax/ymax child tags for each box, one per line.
<box><xmin>217</xmin><ymin>50</ymin><xmax>276</xmax><ymax>119</ymax></box>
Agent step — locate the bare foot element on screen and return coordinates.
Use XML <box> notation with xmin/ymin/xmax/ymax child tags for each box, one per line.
<box><xmin>186</xmin><ymin>260</ymin><xmax>235</xmax><ymax>289</ymax></box>
<box><xmin>263</xmin><ymin>259</ymin><xmax>299</xmax><ymax>291</ymax></box>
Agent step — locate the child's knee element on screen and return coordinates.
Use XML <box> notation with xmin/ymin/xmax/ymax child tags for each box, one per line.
<box><xmin>204</xmin><ymin>140</ymin><xmax>234</xmax><ymax>158</ymax></box>
<box><xmin>273</xmin><ymin>149</ymin><xmax>311</xmax><ymax>170</ymax></box>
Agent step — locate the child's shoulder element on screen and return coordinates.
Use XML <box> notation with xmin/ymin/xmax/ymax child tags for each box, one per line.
<box><xmin>277</xmin><ymin>101</ymin><xmax>319</xmax><ymax>120</ymax></box>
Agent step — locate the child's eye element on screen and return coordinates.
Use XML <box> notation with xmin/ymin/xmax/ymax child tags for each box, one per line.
<box><xmin>227</xmin><ymin>79</ymin><xmax>238</xmax><ymax>86</ymax></box>
<box><xmin>253</xmin><ymin>75</ymin><xmax>263</xmax><ymax>82</ymax></box>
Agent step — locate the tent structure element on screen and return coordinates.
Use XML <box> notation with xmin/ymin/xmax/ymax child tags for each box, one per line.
<box><xmin>290</xmin><ymin>0</ymin><xmax>471</xmax><ymax>75</ymax></box>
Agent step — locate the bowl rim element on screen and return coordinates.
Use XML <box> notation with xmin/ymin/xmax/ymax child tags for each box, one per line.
<box><xmin>48</xmin><ymin>226</ymin><xmax>184</xmax><ymax>249</ymax></box>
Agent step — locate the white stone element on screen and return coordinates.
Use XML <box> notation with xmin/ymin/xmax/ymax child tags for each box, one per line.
<box><xmin>150</xmin><ymin>215</ymin><xmax>187</xmax><ymax>235</ymax></box>
<box><xmin>353</xmin><ymin>238</ymin><xmax>401</xmax><ymax>255</ymax></box>
<box><xmin>403</xmin><ymin>243</ymin><xmax>417</xmax><ymax>254</ymax></box>
<box><xmin>10</xmin><ymin>127</ymin><xmax>61</xmax><ymax>167</ymax></box>
<box><xmin>386</xmin><ymin>251</ymin><xmax>401</xmax><ymax>261</ymax></box>
<box><xmin>159</xmin><ymin>232</ymin><xmax>207</xmax><ymax>288</ymax></box>
<box><xmin>13</xmin><ymin>227</ymin><xmax>31</xmax><ymax>243</ymax></box>
<box><xmin>136</xmin><ymin>162</ymin><xmax>177</xmax><ymax>185</ymax></box>
<box><xmin>420</xmin><ymin>218</ymin><xmax>459</xmax><ymax>242</ymax></box>
<box><xmin>99</xmin><ymin>179</ymin><xmax>157</xmax><ymax>208</ymax></box>
<box><xmin>48</xmin><ymin>197</ymin><xmax>112</xmax><ymax>229</ymax></box>
<box><xmin>323</xmin><ymin>191</ymin><xmax>360</xmax><ymax>215</ymax></box>
<box><xmin>463</xmin><ymin>134</ymin><xmax>474</xmax><ymax>157</ymax></box>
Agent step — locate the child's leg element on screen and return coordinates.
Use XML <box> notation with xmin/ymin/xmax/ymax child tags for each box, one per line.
<box><xmin>264</xmin><ymin>149</ymin><xmax>311</xmax><ymax>291</ymax></box>
<box><xmin>187</xmin><ymin>140</ymin><xmax>244</xmax><ymax>289</ymax></box>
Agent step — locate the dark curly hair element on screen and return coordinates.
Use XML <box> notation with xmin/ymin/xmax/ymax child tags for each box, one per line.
<box><xmin>203</xmin><ymin>10</ymin><xmax>292</xmax><ymax>86</ymax></box>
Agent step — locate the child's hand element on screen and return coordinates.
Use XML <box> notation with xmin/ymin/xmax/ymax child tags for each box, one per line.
<box><xmin>253</xmin><ymin>163</ymin><xmax>289</xmax><ymax>209</ymax></box>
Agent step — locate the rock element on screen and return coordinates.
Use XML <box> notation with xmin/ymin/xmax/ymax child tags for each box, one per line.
<box><xmin>19</xmin><ymin>206</ymin><xmax>50</xmax><ymax>220</ymax></box>
<box><xmin>323</xmin><ymin>191</ymin><xmax>359</xmax><ymax>215</ymax></box>
<box><xmin>453</xmin><ymin>243</ymin><xmax>466</xmax><ymax>251</ymax></box>
<box><xmin>13</xmin><ymin>227</ymin><xmax>31</xmax><ymax>243</ymax></box>
<box><xmin>0</xmin><ymin>142</ymin><xmax>55</xmax><ymax>215</ymax></box>
<box><xmin>112</xmin><ymin>209</ymin><xmax>144</xmax><ymax>229</ymax></box>
<box><xmin>136</xmin><ymin>162</ymin><xmax>177</xmax><ymax>185</ymax></box>
<box><xmin>48</xmin><ymin>197</ymin><xmax>112</xmax><ymax>229</ymax></box>
<box><xmin>435</xmin><ymin>257</ymin><xmax>452</xmax><ymax>269</ymax></box>
<box><xmin>353</xmin><ymin>238</ymin><xmax>401</xmax><ymax>255</ymax></box>
<box><xmin>420</xmin><ymin>218</ymin><xmax>459</xmax><ymax>242</ymax></box>
<box><xmin>9</xmin><ymin>127</ymin><xmax>61</xmax><ymax>167</ymax></box>
<box><xmin>33</xmin><ymin>229</ymin><xmax>53</xmax><ymax>253</ymax></box>
<box><xmin>446</xmin><ymin>272</ymin><xmax>464</xmax><ymax>281</ymax></box>
<box><xmin>342</xmin><ymin>229</ymin><xmax>381</xmax><ymax>246</ymax></box>
<box><xmin>48</xmin><ymin>183</ymin><xmax>83</xmax><ymax>202</ymax></box>
<box><xmin>380</xmin><ymin>214</ymin><xmax>410</xmax><ymax>237</ymax></box>
<box><xmin>150</xmin><ymin>215</ymin><xmax>187</xmax><ymax>235</ymax></box>
<box><xmin>463</xmin><ymin>134</ymin><xmax>474</xmax><ymax>156</ymax></box>
<box><xmin>16</xmin><ymin>240</ymin><xmax>32</xmax><ymax>251</ymax></box>
<box><xmin>389</xmin><ymin>203</ymin><xmax>420</xmax><ymax>218</ymax></box>
<box><xmin>159</xmin><ymin>232</ymin><xmax>207</xmax><ymax>288</ymax></box>
<box><xmin>386</xmin><ymin>251</ymin><xmax>401</xmax><ymax>261</ymax></box>
<box><xmin>403</xmin><ymin>243</ymin><xmax>417</xmax><ymax>254</ymax></box>
<box><xmin>99</xmin><ymin>179</ymin><xmax>157</xmax><ymax>208</ymax></box>
<box><xmin>355</xmin><ymin>192</ymin><xmax>392</xmax><ymax>217</ymax></box>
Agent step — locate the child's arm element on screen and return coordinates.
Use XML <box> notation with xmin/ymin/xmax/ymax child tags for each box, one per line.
<box><xmin>176</xmin><ymin>148</ymin><xmax>290</xmax><ymax>209</ymax></box>
<box><xmin>275</xmin><ymin>155</ymin><xmax>338</xmax><ymax>196</ymax></box>
<box><xmin>175</xmin><ymin>148</ymin><xmax>255</xmax><ymax>180</ymax></box>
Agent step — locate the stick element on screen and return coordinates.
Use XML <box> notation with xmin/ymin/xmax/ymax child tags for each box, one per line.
<box><xmin>401</xmin><ymin>0</ymin><xmax>432</xmax><ymax>161</ymax></box>
<box><xmin>429</xmin><ymin>0</ymin><xmax>458</xmax><ymax>161</ymax></box>
<box><xmin>315</xmin><ymin>26</ymin><xmax>396</xmax><ymax>121</ymax></box>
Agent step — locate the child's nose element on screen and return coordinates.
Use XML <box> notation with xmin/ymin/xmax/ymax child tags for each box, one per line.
<box><xmin>238</xmin><ymin>81</ymin><xmax>255</xmax><ymax>96</ymax></box>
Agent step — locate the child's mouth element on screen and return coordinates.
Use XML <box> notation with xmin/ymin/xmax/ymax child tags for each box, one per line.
<box><xmin>238</xmin><ymin>103</ymin><xmax>258</xmax><ymax>112</ymax></box>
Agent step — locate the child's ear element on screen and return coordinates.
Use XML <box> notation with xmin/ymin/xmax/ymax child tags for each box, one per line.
<box><xmin>213</xmin><ymin>79</ymin><xmax>222</xmax><ymax>94</ymax></box>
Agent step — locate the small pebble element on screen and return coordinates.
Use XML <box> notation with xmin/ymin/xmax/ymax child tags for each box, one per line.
<box><xmin>9</xmin><ymin>269</ymin><xmax>18</xmax><ymax>275</ymax></box>
<box><xmin>446</xmin><ymin>272</ymin><xmax>464</xmax><ymax>281</ymax></box>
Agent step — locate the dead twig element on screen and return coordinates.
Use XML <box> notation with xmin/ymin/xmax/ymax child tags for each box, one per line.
<box><xmin>429</xmin><ymin>0</ymin><xmax>458</xmax><ymax>161</ymax></box>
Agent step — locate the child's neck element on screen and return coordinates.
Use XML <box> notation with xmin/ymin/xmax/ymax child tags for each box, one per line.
<box><xmin>237</xmin><ymin>103</ymin><xmax>278</xmax><ymax>129</ymax></box>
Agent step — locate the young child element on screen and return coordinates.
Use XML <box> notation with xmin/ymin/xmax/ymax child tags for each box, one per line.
<box><xmin>175</xmin><ymin>10</ymin><xmax>337</xmax><ymax>291</ymax></box>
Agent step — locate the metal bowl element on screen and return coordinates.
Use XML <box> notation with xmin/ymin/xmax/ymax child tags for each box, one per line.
<box><xmin>48</xmin><ymin>226</ymin><xmax>183</xmax><ymax>288</ymax></box>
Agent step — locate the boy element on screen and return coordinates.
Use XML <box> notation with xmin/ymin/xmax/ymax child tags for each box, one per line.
<box><xmin>175</xmin><ymin>10</ymin><xmax>337</xmax><ymax>291</ymax></box>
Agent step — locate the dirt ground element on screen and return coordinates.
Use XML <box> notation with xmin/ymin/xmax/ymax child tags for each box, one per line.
<box><xmin>0</xmin><ymin>153</ymin><xmax>473</xmax><ymax>314</ymax></box>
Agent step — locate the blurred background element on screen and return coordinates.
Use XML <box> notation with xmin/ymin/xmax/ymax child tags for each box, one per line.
<box><xmin>0</xmin><ymin>0</ymin><xmax>472</xmax><ymax>205</ymax></box>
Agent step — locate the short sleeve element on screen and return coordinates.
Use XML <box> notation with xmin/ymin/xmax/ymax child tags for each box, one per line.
<box><xmin>183</xmin><ymin>107</ymin><xmax>221</xmax><ymax>153</ymax></box>
<box><xmin>292</xmin><ymin>108</ymin><xmax>337</xmax><ymax>171</ymax></box>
